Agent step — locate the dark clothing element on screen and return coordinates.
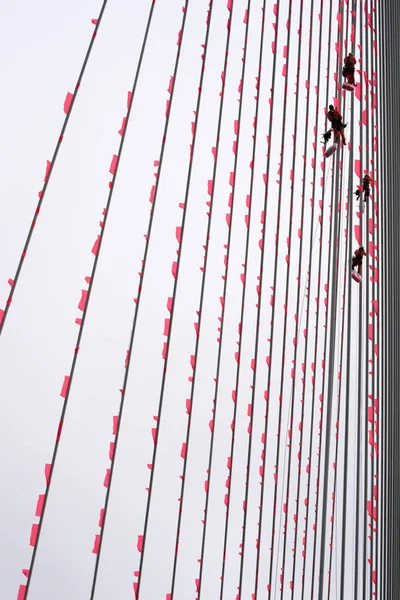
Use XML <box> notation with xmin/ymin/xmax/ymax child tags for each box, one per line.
<box><xmin>362</xmin><ymin>175</ymin><xmax>371</xmax><ymax>196</ymax></box>
<box><xmin>344</xmin><ymin>55</ymin><xmax>356</xmax><ymax>85</ymax></box>
<box><xmin>352</xmin><ymin>247</ymin><xmax>367</xmax><ymax>273</ymax></box>
<box><xmin>327</xmin><ymin>109</ymin><xmax>344</xmax><ymax>129</ymax></box>
<box><xmin>327</xmin><ymin>109</ymin><xmax>346</xmax><ymax>143</ymax></box>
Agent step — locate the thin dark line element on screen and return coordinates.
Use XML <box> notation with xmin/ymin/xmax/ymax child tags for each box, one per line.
<box><xmin>250</xmin><ymin>3</ymin><xmax>281</xmax><ymax>594</ymax></box>
<box><xmin>339</xmin><ymin>3</ymin><xmax>357</xmax><ymax>596</ymax></box>
<box><xmin>381</xmin><ymin>2</ymin><xmax>394</xmax><ymax>596</ymax></box>
<box><xmin>213</xmin><ymin>2</ymin><xmax>268</xmax><ymax>598</ymax></box>
<box><xmin>362</xmin><ymin>0</ymin><xmax>371</xmax><ymax>595</ymax></box>
<box><xmin>106</xmin><ymin>3</ymin><xmax>193</xmax><ymax>598</ymax></box>
<box><xmin>381</xmin><ymin>3</ymin><xmax>390</xmax><ymax>595</ymax></box>
<box><xmin>354</xmin><ymin>0</ymin><xmax>365</xmax><ymax>596</ymax></box>
<box><xmin>268</xmin><ymin>0</ymin><xmax>314</xmax><ymax>595</ymax></box>
<box><xmin>325</xmin><ymin>2</ymin><xmax>353</xmax><ymax>595</ymax></box>
<box><xmin>221</xmin><ymin>0</ymin><xmax>301</xmax><ymax>592</ymax></box>
<box><xmin>289</xmin><ymin>0</ymin><xmax>331</xmax><ymax>596</ymax></box>
<box><xmin>316</xmin><ymin>0</ymin><xmax>346</xmax><ymax>592</ymax></box>
<box><xmin>241</xmin><ymin>1</ymin><xmax>282</xmax><ymax>597</ymax></box>
<box><xmin>326</xmin><ymin>16</ymin><xmax>352</xmax><ymax>589</ymax></box>
<box><xmin>154</xmin><ymin>1</ymin><xmax>216</xmax><ymax>596</ymax></box>
<box><xmin>184</xmin><ymin>0</ymin><xmax>240</xmax><ymax>596</ymax></box>
<box><xmin>376</xmin><ymin>1</ymin><xmax>385</xmax><ymax>595</ymax></box>
<box><xmin>306</xmin><ymin>0</ymin><xmax>337</xmax><ymax>596</ymax></box>
<box><xmin>251</xmin><ymin>0</ymin><xmax>297</xmax><ymax>595</ymax></box>
<box><xmin>0</xmin><ymin>1</ymin><xmax>109</xmax><ymax>338</ymax></box>
<box><xmin>309</xmin><ymin>161</ymin><xmax>336</xmax><ymax>598</ymax></box>
<box><xmin>365</xmin><ymin>1</ymin><xmax>376</xmax><ymax>596</ymax></box>
<box><xmin>198</xmin><ymin>1</ymin><xmax>255</xmax><ymax>596</ymax></box>
<box><xmin>371</xmin><ymin>1</ymin><xmax>382</xmax><ymax>595</ymax></box>
<box><xmin>23</xmin><ymin>3</ymin><xmax>157</xmax><ymax>597</ymax></box>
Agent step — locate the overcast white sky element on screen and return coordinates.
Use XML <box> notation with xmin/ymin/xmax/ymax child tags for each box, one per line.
<box><xmin>0</xmin><ymin>1</ymin><xmax>378</xmax><ymax>598</ymax></box>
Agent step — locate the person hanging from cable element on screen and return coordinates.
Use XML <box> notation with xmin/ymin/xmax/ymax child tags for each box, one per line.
<box><xmin>323</xmin><ymin>105</ymin><xmax>347</xmax><ymax>157</ymax></box>
<box><xmin>354</xmin><ymin>173</ymin><xmax>372</xmax><ymax>202</ymax></box>
<box><xmin>362</xmin><ymin>173</ymin><xmax>372</xmax><ymax>198</ymax></box>
<box><xmin>343</xmin><ymin>52</ymin><xmax>357</xmax><ymax>86</ymax></box>
<box><xmin>326</xmin><ymin>104</ymin><xmax>347</xmax><ymax>145</ymax></box>
<box><xmin>351</xmin><ymin>245</ymin><xmax>367</xmax><ymax>279</ymax></box>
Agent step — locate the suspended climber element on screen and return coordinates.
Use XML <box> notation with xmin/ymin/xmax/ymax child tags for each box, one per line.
<box><xmin>343</xmin><ymin>52</ymin><xmax>357</xmax><ymax>91</ymax></box>
<box><xmin>354</xmin><ymin>174</ymin><xmax>372</xmax><ymax>214</ymax></box>
<box><xmin>351</xmin><ymin>246</ymin><xmax>367</xmax><ymax>283</ymax></box>
<box><xmin>323</xmin><ymin>105</ymin><xmax>347</xmax><ymax>157</ymax></box>
<box><xmin>360</xmin><ymin>173</ymin><xmax>372</xmax><ymax>199</ymax></box>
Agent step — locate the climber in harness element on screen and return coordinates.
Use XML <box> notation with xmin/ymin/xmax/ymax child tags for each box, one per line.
<box><xmin>354</xmin><ymin>174</ymin><xmax>372</xmax><ymax>202</ymax></box>
<box><xmin>343</xmin><ymin>53</ymin><xmax>357</xmax><ymax>89</ymax></box>
<box><xmin>351</xmin><ymin>246</ymin><xmax>367</xmax><ymax>282</ymax></box>
<box><xmin>323</xmin><ymin>105</ymin><xmax>347</xmax><ymax>157</ymax></box>
<box><xmin>362</xmin><ymin>173</ymin><xmax>372</xmax><ymax>198</ymax></box>
<box><xmin>327</xmin><ymin>105</ymin><xmax>347</xmax><ymax>144</ymax></box>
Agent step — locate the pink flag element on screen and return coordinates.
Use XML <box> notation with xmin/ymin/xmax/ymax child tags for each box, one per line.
<box><xmin>127</xmin><ymin>91</ymin><xmax>133</xmax><ymax>110</ymax></box>
<box><xmin>17</xmin><ymin>585</ymin><xmax>27</xmax><ymax>600</ymax></box>
<box><xmin>164</xmin><ymin>319</ymin><xmax>170</xmax><ymax>337</ymax></box>
<box><xmin>118</xmin><ymin>117</ymin><xmax>127</xmax><ymax>136</ymax></box>
<box><xmin>354</xmin><ymin>225</ymin><xmax>361</xmax><ymax>245</ymax></box>
<box><xmin>113</xmin><ymin>415</ymin><xmax>119</xmax><ymax>435</ymax></box>
<box><xmin>78</xmin><ymin>290</ymin><xmax>88</xmax><ymax>312</ymax></box>
<box><xmin>109</xmin><ymin>155</ymin><xmax>118</xmax><ymax>175</ymax></box>
<box><xmin>30</xmin><ymin>524</ymin><xmax>39</xmax><ymax>547</ymax></box>
<box><xmin>103</xmin><ymin>469</ymin><xmax>111</xmax><ymax>488</ymax></box>
<box><xmin>64</xmin><ymin>92</ymin><xmax>73</xmax><ymax>114</ymax></box>
<box><xmin>109</xmin><ymin>442</ymin><xmax>115</xmax><ymax>461</ymax></box>
<box><xmin>60</xmin><ymin>376</ymin><xmax>70</xmax><ymax>398</ymax></box>
<box><xmin>44</xmin><ymin>160</ymin><xmax>52</xmax><ymax>183</ymax></box>
<box><xmin>99</xmin><ymin>508</ymin><xmax>105</xmax><ymax>528</ymax></box>
<box><xmin>44</xmin><ymin>463</ymin><xmax>52</xmax><ymax>485</ymax></box>
<box><xmin>35</xmin><ymin>494</ymin><xmax>45</xmax><ymax>517</ymax></box>
<box><xmin>92</xmin><ymin>534</ymin><xmax>100</xmax><ymax>554</ymax></box>
<box><xmin>91</xmin><ymin>235</ymin><xmax>100</xmax><ymax>256</ymax></box>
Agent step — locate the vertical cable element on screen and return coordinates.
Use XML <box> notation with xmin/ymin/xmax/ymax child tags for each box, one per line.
<box><xmin>362</xmin><ymin>0</ymin><xmax>372</xmax><ymax>595</ymax></box>
<box><xmin>317</xmin><ymin>0</ymin><xmax>346</xmax><ymax>593</ymax></box>
<box><xmin>189</xmin><ymin>1</ymin><xmax>243</xmax><ymax>595</ymax></box>
<box><xmin>289</xmin><ymin>1</ymin><xmax>334</xmax><ymax>596</ymax></box>
<box><xmin>218</xmin><ymin>2</ymin><xmax>274</xmax><ymax>597</ymax></box>
<box><xmin>147</xmin><ymin>1</ymin><xmax>216</xmax><ymax>596</ymax></box>
<box><xmin>243</xmin><ymin>2</ymin><xmax>281</xmax><ymax>596</ymax></box>
<box><xmin>202</xmin><ymin>1</ymin><xmax>256</xmax><ymax>596</ymax></box>
<box><xmin>371</xmin><ymin>1</ymin><xmax>383</xmax><ymax>595</ymax></box>
<box><xmin>354</xmin><ymin>0</ymin><xmax>365</xmax><ymax>596</ymax></box>
<box><xmin>308</xmin><ymin>2</ymin><xmax>340</xmax><ymax>597</ymax></box>
<box><xmin>246</xmin><ymin>1</ymin><xmax>296</xmax><ymax>596</ymax></box>
<box><xmin>270</xmin><ymin>0</ymin><xmax>308</xmax><ymax>595</ymax></box>
<box><xmin>339</xmin><ymin>2</ymin><xmax>357</xmax><ymax>596</ymax></box>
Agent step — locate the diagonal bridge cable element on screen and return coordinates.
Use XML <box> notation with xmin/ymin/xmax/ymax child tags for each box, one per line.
<box><xmin>0</xmin><ymin>1</ymin><xmax>109</xmax><ymax>338</ymax></box>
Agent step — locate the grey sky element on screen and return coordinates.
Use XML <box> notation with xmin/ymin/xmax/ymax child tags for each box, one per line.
<box><xmin>0</xmin><ymin>0</ymin><xmax>375</xmax><ymax>598</ymax></box>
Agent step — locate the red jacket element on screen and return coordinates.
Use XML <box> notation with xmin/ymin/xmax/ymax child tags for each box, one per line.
<box><xmin>327</xmin><ymin>108</ymin><xmax>342</xmax><ymax>123</ymax></box>
<box><xmin>344</xmin><ymin>55</ymin><xmax>356</xmax><ymax>69</ymax></box>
